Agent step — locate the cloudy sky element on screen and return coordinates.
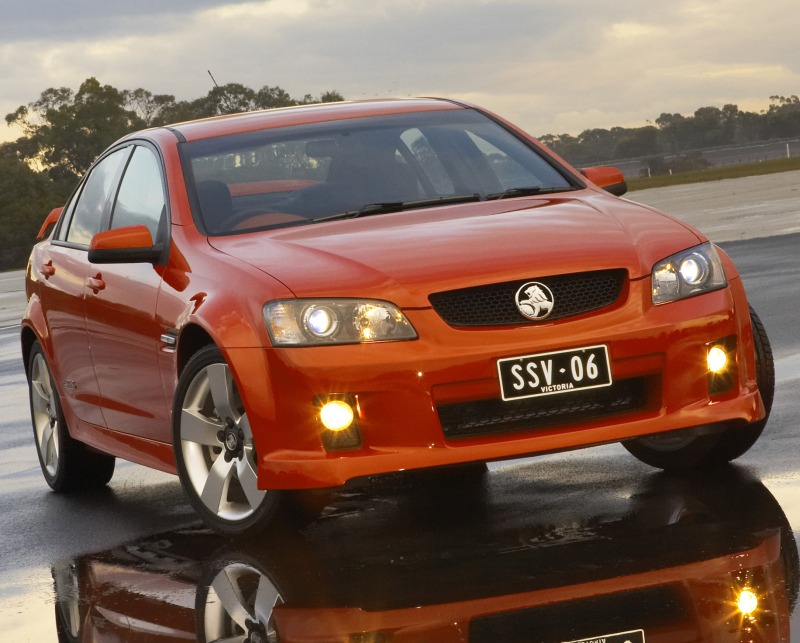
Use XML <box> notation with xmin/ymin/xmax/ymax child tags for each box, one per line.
<box><xmin>1</xmin><ymin>0</ymin><xmax>798</xmax><ymax>144</ymax></box>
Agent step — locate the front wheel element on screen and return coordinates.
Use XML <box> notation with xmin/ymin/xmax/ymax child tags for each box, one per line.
<box><xmin>196</xmin><ymin>555</ymin><xmax>284</xmax><ymax>643</ymax></box>
<box><xmin>173</xmin><ymin>346</ymin><xmax>280</xmax><ymax>537</ymax></box>
<box><xmin>623</xmin><ymin>306</ymin><xmax>774</xmax><ymax>469</ymax></box>
<box><xmin>28</xmin><ymin>341</ymin><xmax>115</xmax><ymax>491</ymax></box>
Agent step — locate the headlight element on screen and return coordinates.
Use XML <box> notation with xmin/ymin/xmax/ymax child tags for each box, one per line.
<box><xmin>264</xmin><ymin>299</ymin><xmax>418</xmax><ymax>346</ymax></box>
<box><xmin>652</xmin><ymin>242</ymin><xmax>727</xmax><ymax>305</ymax></box>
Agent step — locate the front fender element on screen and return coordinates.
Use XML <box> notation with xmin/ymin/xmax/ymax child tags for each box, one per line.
<box><xmin>20</xmin><ymin>293</ymin><xmax>52</xmax><ymax>377</ymax></box>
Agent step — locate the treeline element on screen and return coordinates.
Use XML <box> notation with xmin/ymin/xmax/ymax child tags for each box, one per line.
<box><xmin>2</xmin><ymin>82</ymin><xmax>800</xmax><ymax>271</ymax></box>
<box><xmin>540</xmin><ymin>95</ymin><xmax>800</xmax><ymax>171</ymax></box>
<box><xmin>0</xmin><ymin>77</ymin><xmax>343</xmax><ymax>271</ymax></box>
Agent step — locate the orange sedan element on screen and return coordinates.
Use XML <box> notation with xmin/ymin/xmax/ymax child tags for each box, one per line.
<box><xmin>21</xmin><ymin>98</ymin><xmax>774</xmax><ymax>536</ymax></box>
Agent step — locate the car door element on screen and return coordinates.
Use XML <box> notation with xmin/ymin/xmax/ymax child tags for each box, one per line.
<box><xmin>37</xmin><ymin>147</ymin><xmax>131</xmax><ymax>427</ymax></box>
<box><xmin>83</xmin><ymin>143</ymin><xmax>172</xmax><ymax>441</ymax></box>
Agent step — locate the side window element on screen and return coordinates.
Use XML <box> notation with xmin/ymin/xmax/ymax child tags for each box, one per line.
<box><xmin>466</xmin><ymin>132</ymin><xmax>530</xmax><ymax>189</ymax></box>
<box><xmin>110</xmin><ymin>146</ymin><xmax>166</xmax><ymax>241</ymax></box>
<box><xmin>65</xmin><ymin>148</ymin><xmax>129</xmax><ymax>246</ymax></box>
<box><xmin>400</xmin><ymin>128</ymin><xmax>455</xmax><ymax>195</ymax></box>
<box><xmin>465</xmin><ymin>130</ymin><xmax>570</xmax><ymax>190</ymax></box>
<box><xmin>54</xmin><ymin>191</ymin><xmax>80</xmax><ymax>242</ymax></box>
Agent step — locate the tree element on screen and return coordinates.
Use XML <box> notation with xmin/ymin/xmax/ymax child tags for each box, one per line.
<box><xmin>123</xmin><ymin>88</ymin><xmax>177</xmax><ymax>126</ymax></box>
<box><xmin>765</xmin><ymin>95</ymin><xmax>800</xmax><ymax>139</ymax></box>
<box><xmin>537</xmin><ymin>133</ymin><xmax>584</xmax><ymax>164</ymax></box>
<box><xmin>2</xmin><ymin>78</ymin><xmax>347</xmax><ymax>271</ymax></box>
<box><xmin>207</xmin><ymin>82</ymin><xmax>257</xmax><ymax>114</ymax></box>
<box><xmin>6</xmin><ymin>78</ymin><xmax>347</xmax><ymax>182</ymax></box>
<box><xmin>6</xmin><ymin>77</ymin><xmax>145</xmax><ymax>181</ymax></box>
<box><xmin>256</xmin><ymin>85</ymin><xmax>298</xmax><ymax>109</ymax></box>
<box><xmin>0</xmin><ymin>143</ymin><xmax>59</xmax><ymax>270</ymax></box>
<box><xmin>576</xmin><ymin>128</ymin><xmax>617</xmax><ymax>164</ymax></box>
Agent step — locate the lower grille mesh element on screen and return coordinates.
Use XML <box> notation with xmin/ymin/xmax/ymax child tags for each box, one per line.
<box><xmin>438</xmin><ymin>378</ymin><xmax>648</xmax><ymax>439</ymax></box>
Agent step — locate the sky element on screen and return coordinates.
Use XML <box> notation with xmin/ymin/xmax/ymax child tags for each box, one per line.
<box><xmin>1</xmin><ymin>0</ymin><xmax>798</xmax><ymax>145</ymax></box>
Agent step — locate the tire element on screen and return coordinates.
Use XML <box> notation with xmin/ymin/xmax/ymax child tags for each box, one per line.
<box><xmin>28</xmin><ymin>341</ymin><xmax>115</xmax><ymax>492</ymax></box>
<box><xmin>52</xmin><ymin>562</ymin><xmax>81</xmax><ymax>643</ymax></box>
<box><xmin>623</xmin><ymin>306</ymin><xmax>774</xmax><ymax>469</ymax></box>
<box><xmin>710</xmin><ymin>305</ymin><xmax>774</xmax><ymax>461</ymax></box>
<box><xmin>623</xmin><ymin>427</ymin><xmax>722</xmax><ymax>470</ymax></box>
<box><xmin>173</xmin><ymin>346</ymin><xmax>280</xmax><ymax>537</ymax></box>
<box><xmin>196</xmin><ymin>554</ymin><xmax>283</xmax><ymax>643</ymax></box>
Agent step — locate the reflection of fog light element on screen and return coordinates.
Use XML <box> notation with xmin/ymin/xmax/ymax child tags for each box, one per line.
<box><xmin>707</xmin><ymin>345</ymin><xmax>728</xmax><ymax>373</ymax></box>
<box><xmin>738</xmin><ymin>588</ymin><xmax>758</xmax><ymax>615</ymax></box>
<box><xmin>320</xmin><ymin>400</ymin><xmax>354</xmax><ymax>432</ymax></box>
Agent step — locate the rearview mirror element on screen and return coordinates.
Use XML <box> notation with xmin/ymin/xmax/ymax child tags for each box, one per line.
<box><xmin>88</xmin><ymin>225</ymin><xmax>163</xmax><ymax>264</ymax></box>
<box><xmin>581</xmin><ymin>166</ymin><xmax>628</xmax><ymax>197</ymax></box>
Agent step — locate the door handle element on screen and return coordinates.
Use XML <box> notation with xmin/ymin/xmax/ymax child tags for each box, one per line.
<box><xmin>39</xmin><ymin>261</ymin><xmax>55</xmax><ymax>278</ymax></box>
<box><xmin>86</xmin><ymin>276</ymin><xmax>106</xmax><ymax>293</ymax></box>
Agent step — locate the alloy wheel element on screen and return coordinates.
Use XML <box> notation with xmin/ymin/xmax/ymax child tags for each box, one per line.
<box><xmin>178</xmin><ymin>361</ymin><xmax>266</xmax><ymax>522</ymax></box>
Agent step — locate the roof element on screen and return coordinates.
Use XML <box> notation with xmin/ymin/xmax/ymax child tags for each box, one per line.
<box><xmin>165</xmin><ymin>98</ymin><xmax>463</xmax><ymax>142</ymax></box>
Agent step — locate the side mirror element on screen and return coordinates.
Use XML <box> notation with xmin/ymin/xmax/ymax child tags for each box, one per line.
<box><xmin>88</xmin><ymin>225</ymin><xmax>163</xmax><ymax>264</ymax></box>
<box><xmin>581</xmin><ymin>166</ymin><xmax>628</xmax><ymax>197</ymax></box>
<box><xmin>37</xmin><ymin>207</ymin><xmax>63</xmax><ymax>240</ymax></box>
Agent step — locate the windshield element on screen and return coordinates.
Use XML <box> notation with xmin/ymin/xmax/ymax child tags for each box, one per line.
<box><xmin>182</xmin><ymin>109</ymin><xmax>576</xmax><ymax>235</ymax></box>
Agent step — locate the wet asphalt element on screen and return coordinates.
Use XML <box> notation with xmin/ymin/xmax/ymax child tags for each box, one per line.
<box><xmin>1</xmin><ymin>174</ymin><xmax>799</xmax><ymax>640</ymax></box>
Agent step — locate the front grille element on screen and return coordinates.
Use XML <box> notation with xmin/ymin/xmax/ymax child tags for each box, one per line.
<box><xmin>438</xmin><ymin>377</ymin><xmax>647</xmax><ymax>440</ymax></box>
<box><xmin>428</xmin><ymin>269</ymin><xmax>626</xmax><ymax>327</ymax></box>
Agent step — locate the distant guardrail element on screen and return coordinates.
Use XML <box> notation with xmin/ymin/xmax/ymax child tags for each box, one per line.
<box><xmin>603</xmin><ymin>138</ymin><xmax>800</xmax><ymax>178</ymax></box>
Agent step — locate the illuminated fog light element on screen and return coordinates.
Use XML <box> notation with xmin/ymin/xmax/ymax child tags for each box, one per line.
<box><xmin>737</xmin><ymin>588</ymin><xmax>758</xmax><ymax>615</ymax></box>
<box><xmin>707</xmin><ymin>345</ymin><xmax>728</xmax><ymax>373</ymax></box>
<box><xmin>320</xmin><ymin>400</ymin><xmax>355</xmax><ymax>432</ymax></box>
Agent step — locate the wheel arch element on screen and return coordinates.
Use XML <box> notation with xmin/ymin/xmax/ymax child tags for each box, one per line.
<box><xmin>20</xmin><ymin>324</ymin><xmax>39</xmax><ymax>378</ymax></box>
<box><xmin>176</xmin><ymin>323</ymin><xmax>216</xmax><ymax>377</ymax></box>
<box><xmin>20</xmin><ymin>294</ymin><xmax>52</xmax><ymax>379</ymax></box>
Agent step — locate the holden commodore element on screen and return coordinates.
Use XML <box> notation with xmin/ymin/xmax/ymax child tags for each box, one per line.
<box><xmin>21</xmin><ymin>98</ymin><xmax>774</xmax><ymax>536</ymax></box>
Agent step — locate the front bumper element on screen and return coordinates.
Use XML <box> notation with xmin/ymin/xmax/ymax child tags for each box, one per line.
<box><xmin>228</xmin><ymin>275</ymin><xmax>763</xmax><ymax>489</ymax></box>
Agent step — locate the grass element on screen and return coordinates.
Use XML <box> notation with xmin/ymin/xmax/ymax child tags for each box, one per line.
<box><xmin>626</xmin><ymin>156</ymin><xmax>800</xmax><ymax>191</ymax></box>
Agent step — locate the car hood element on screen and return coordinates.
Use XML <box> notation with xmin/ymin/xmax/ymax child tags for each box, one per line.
<box><xmin>207</xmin><ymin>192</ymin><xmax>703</xmax><ymax>307</ymax></box>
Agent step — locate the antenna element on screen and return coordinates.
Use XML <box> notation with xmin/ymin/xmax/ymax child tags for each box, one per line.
<box><xmin>207</xmin><ymin>70</ymin><xmax>235</xmax><ymax>113</ymax></box>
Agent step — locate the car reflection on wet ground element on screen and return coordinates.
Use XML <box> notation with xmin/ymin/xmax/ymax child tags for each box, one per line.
<box><xmin>3</xmin><ymin>192</ymin><xmax>800</xmax><ymax>641</ymax></box>
<box><xmin>49</xmin><ymin>465</ymin><xmax>795</xmax><ymax>642</ymax></box>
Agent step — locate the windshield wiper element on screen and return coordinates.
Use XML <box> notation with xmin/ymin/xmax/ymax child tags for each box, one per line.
<box><xmin>313</xmin><ymin>194</ymin><xmax>482</xmax><ymax>223</ymax></box>
<box><xmin>484</xmin><ymin>186</ymin><xmax>577</xmax><ymax>200</ymax></box>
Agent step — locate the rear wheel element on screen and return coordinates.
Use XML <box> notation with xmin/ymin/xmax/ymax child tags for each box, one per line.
<box><xmin>28</xmin><ymin>341</ymin><xmax>115</xmax><ymax>491</ymax></box>
<box><xmin>173</xmin><ymin>346</ymin><xmax>280</xmax><ymax>537</ymax></box>
<box><xmin>624</xmin><ymin>306</ymin><xmax>774</xmax><ymax>469</ymax></box>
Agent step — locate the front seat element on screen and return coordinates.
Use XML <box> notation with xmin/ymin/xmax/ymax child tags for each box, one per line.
<box><xmin>195</xmin><ymin>180</ymin><xmax>233</xmax><ymax>233</ymax></box>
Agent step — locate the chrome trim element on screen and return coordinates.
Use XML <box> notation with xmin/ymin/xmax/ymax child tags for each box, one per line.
<box><xmin>160</xmin><ymin>332</ymin><xmax>177</xmax><ymax>346</ymax></box>
<box><xmin>515</xmin><ymin>281</ymin><xmax>555</xmax><ymax>320</ymax></box>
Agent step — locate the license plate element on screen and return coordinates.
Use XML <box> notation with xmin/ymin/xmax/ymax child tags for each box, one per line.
<box><xmin>498</xmin><ymin>345</ymin><xmax>611</xmax><ymax>401</ymax></box>
<box><xmin>564</xmin><ymin>630</ymin><xmax>645</xmax><ymax>643</ymax></box>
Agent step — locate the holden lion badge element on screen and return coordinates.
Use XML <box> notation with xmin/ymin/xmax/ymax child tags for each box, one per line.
<box><xmin>515</xmin><ymin>282</ymin><xmax>554</xmax><ymax>320</ymax></box>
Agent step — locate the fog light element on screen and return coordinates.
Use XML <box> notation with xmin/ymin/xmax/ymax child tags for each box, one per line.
<box><xmin>316</xmin><ymin>395</ymin><xmax>362</xmax><ymax>451</ymax></box>
<box><xmin>737</xmin><ymin>588</ymin><xmax>758</xmax><ymax>616</ymax></box>
<box><xmin>707</xmin><ymin>345</ymin><xmax>728</xmax><ymax>373</ymax></box>
<box><xmin>707</xmin><ymin>336</ymin><xmax>737</xmax><ymax>396</ymax></box>
<box><xmin>320</xmin><ymin>400</ymin><xmax>355</xmax><ymax>432</ymax></box>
